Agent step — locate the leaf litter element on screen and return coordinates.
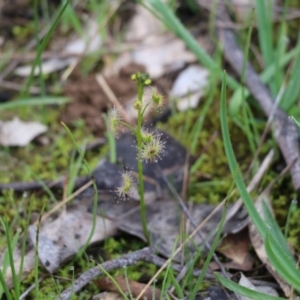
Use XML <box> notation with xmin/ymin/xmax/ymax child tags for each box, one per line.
<box><xmin>1</xmin><ymin>130</ymin><xmax>249</xmax><ymax>290</ymax></box>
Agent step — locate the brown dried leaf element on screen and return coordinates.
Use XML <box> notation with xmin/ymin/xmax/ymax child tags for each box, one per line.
<box><xmin>94</xmin><ymin>276</ymin><xmax>161</xmax><ymax>299</ymax></box>
<box><xmin>213</xmin><ymin>228</ymin><xmax>254</xmax><ymax>271</ymax></box>
<box><xmin>92</xmin><ymin>292</ymin><xmax>123</xmax><ymax>300</ymax></box>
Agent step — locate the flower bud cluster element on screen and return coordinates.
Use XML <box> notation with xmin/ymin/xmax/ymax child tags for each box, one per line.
<box><xmin>131</xmin><ymin>72</ymin><xmax>152</xmax><ymax>86</ymax></box>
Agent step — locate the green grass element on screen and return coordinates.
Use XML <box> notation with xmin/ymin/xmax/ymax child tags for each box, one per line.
<box><xmin>219</xmin><ymin>73</ymin><xmax>300</xmax><ymax>296</ymax></box>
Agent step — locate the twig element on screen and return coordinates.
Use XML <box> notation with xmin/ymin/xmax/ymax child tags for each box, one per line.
<box><xmin>95</xmin><ymin>73</ymin><xmax>132</xmax><ymax>124</ymax></box>
<box><xmin>19</xmin><ymin>276</ymin><xmax>45</xmax><ymax>300</ymax></box>
<box><xmin>35</xmin><ymin>180</ymin><xmax>93</xmax><ymax>225</ymax></box>
<box><xmin>0</xmin><ymin>80</ymin><xmax>40</xmax><ymax>94</ymax></box>
<box><xmin>56</xmin><ymin>247</ymin><xmax>213</xmax><ymax>300</ymax></box>
<box><xmin>56</xmin><ymin>247</ymin><xmax>153</xmax><ymax>300</ymax></box>
<box><xmin>0</xmin><ymin>175</ymin><xmax>89</xmax><ymax>192</ymax></box>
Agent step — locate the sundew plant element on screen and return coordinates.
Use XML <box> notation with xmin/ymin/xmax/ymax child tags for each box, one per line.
<box><xmin>107</xmin><ymin>72</ymin><xmax>165</xmax><ymax>243</ymax></box>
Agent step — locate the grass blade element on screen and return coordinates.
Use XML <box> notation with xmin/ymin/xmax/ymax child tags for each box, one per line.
<box><xmin>255</xmin><ymin>0</ymin><xmax>276</xmax><ymax>95</ymax></box>
<box><xmin>24</xmin><ymin>0</ymin><xmax>71</xmax><ymax>95</ymax></box>
<box><xmin>265</xmin><ymin>231</ymin><xmax>300</xmax><ymax>291</ymax></box>
<box><xmin>0</xmin><ymin>97</ymin><xmax>70</xmax><ymax>111</ymax></box>
<box><xmin>220</xmin><ymin>72</ymin><xmax>266</xmax><ymax>237</ymax></box>
<box><xmin>221</xmin><ymin>72</ymin><xmax>300</xmax><ymax>292</ymax></box>
<box><xmin>262</xmin><ymin>200</ymin><xmax>294</xmax><ymax>263</ymax></box>
<box><xmin>280</xmin><ymin>35</ymin><xmax>300</xmax><ymax>111</ymax></box>
<box><xmin>189</xmin><ymin>201</ymin><xmax>228</xmax><ymax>299</ymax></box>
<box><xmin>215</xmin><ymin>273</ymin><xmax>286</xmax><ymax>300</ymax></box>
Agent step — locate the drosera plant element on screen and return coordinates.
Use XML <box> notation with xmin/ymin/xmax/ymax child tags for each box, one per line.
<box><xmin>107</xmin><ymin>72</ymin><xmax>165</xmax><ymax>244</ymax></box>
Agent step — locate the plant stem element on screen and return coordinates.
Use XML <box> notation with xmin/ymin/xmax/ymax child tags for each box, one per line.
<box><xmin>136</xmin><ymin>82</ymin><xmax>150</xmax><ymax>244</ymax></box>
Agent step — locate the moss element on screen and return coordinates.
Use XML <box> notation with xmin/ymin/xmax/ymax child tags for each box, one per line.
<box><xmin>158</xmin><ymin>101</ymin><xmax>252</xmax><ymax>204</ymax></box>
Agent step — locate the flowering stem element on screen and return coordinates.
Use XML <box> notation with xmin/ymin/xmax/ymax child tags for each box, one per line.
<box><xmin>119</xmin><ymin>121</ymin><xmax>137</xmax><ymax>134</ymax></box>
<box><xmin>136</xmin><ymin>82</ymin><xmax>150</xmax><ymax>244</ymax></box>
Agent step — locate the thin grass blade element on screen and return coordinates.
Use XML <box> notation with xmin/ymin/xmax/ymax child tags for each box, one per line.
<box><xmin>265</xmin><ymin>231</ymin><xmax>300</xmax><ymax>291</ymax></box>
<box><xmin>215</xmin><ymin>273</ymin><xmax>287</xmax><ymax>300</ymax></box>
<box><xmin>220</xmin><ymin>72</ymin><xmax>266</xmax><ymax>237</ymax></box>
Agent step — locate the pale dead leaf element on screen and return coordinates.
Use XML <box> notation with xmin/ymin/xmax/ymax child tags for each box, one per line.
<box><xmin>125</xmin><ymin>5</ymin><xmax>162</xmax><ymax>41</ymax></box>
<box><xmin>2</xmin><ymin>207</ymin><xmax>117</xmax><ymax>287</ymax></box>
<box><xmin>249</xmin><ymin>189</ymin><xmax>292</xmax><ymax>297</ymax></box>
<box><xmin>106</xmin><ymin>6</ymin><xmax>197</xmax><ymax>79</ymax></box>
<box><xmin>239</xmin><ymin>273</ymin><xmax>279</xmax><ymax>300</ymax></box>
<box><xmin>0</xmin><ymin>117</ymin><xmax>47</xmax><ymax>146</ymax></box>
<box><xmin>94</xmin><ymin>276</ymin><xmax>161</xmax><ymax>299</ymax></box>
<box><xmin>28</xmin><ymin>208</ymin><xmax>117</xmax><ymax>273</ymax></box>
<box><xmin>170</xmin><ymin>65</ymin><xmax>209</xmax><ymax>111</ymax></box>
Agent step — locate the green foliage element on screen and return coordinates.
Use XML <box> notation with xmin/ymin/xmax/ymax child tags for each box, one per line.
<box><xmin>219</xmin><ymin>73</ymin><xmax>300</xmax><ymax>297</ymax></box>
<box><xmin>216</xmin><ymin>273</ymin><xmax>287</xmax><ymax>300</ymax></box>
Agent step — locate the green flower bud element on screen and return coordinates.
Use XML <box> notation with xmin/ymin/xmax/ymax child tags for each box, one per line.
<box><xmin>144</xmin><ymin>79</ymin><xmax>152</xmax><ymax>85</ymax></box>
<box><xmin>133</xmin><ymin>100</ymin><xmax>143</xmax><ymax>110</ymax></box>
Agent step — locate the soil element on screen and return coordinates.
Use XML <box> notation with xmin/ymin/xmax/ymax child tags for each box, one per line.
<box><xmin>61</xmin><ymin>63</ymin><xmax>146</xmax><ymax>136</ymax></box>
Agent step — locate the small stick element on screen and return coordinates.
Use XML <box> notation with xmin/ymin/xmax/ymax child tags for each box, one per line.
<box><xmin>35</xmin><ymin>180</ymin><xmax>93</xmax><ymax>225</ymax></box>
<box><xmin>95</xmin><ymin>73</ymin><xmax>132</xmax><ymax>124</ymax></box>
<box><xmin>57</xmin><ymin>246</ymin><xmax>214</xmax><ymax>300</ymax></box>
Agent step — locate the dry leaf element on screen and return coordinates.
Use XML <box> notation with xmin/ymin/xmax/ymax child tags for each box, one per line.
<box><xmin>239</xmin><ymin>273</ymin><xmax>279</xmax><ymax>299</ymax></box>
<box><xmin>106</xmin><ymin>6</ymin><xmax>197</xmax><ymax>79</ymax></box>
<box><xmin>2</xmin><ymin>206</ymin><xmax>117</xmax><ymax>288</ymax></box>
<box><xmin>94</xmin><ymin>276</ymin><xmax>161</xmax><ymax>299</ymax></box>
<box><xmin>28</xmin><ymin>208</ymin><xmax>117</xmax><ymax>273</ymax></box>
<box><xmin>92</xmin><ymin>292</ymin><xmax>123</xmax><ymax>300</ymax></box>
<box><xmin>0</xmin><ymin>117</ymin><xmax>47</xmax><ymax>146</ymax></box>
<box><xmin>212</xmin><ymin>228</ymin><xmax>254</xmax><ymax>271</ymax></box>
